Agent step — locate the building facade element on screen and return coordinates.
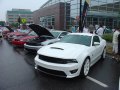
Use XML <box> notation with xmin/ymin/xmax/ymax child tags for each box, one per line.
<box><xmin>6</xmin><ymin>9</ymin><xmax>33</xmax><ymax>24</ymax></box>
<box><xmin>33</xmin><ymin>0</ymin><xmax>120</xmax><ymax>30</ymax></box>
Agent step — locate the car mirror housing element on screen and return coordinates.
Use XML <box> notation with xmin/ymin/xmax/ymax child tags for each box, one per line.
<box><xmin>94</xmin><ymin>42</ymin><xmax>100</xmax><ymax>46</ymax></box>
<box><xmin>59</xmin><ymin>36</ymin><xmax>64</xmax><ymax>38</ymax></box>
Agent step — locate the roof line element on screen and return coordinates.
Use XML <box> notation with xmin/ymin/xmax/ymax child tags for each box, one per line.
<box><xmin>40</xmin><ymin>0</ymin><xmax>52</xmax><ymax>8</ymax></box>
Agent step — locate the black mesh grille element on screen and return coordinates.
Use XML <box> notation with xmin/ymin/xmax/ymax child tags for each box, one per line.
<box><xmin>24</xmin><ymin>48</ymin><xmax>37</xmax><ymax>52</ymax></box>
<box><xmin>26</xmin><ymin>42</ymin><xmax>38</xmax><ymax>46</ymax></box>
<box><xmin>37</xmin><ymin>66</ymin><xmax>66</xmax><ymax>77</ymax></box>
<box><xmin>39</xmin><ymin>55</ymin><xmax>77</xmax><ymax>64</ymax></box>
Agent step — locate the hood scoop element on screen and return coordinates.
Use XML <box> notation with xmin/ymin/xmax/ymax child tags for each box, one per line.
<box><xmin>50</xmin><ymin>47</ymin><xmax>64</xmax><ymax>50</ymax></box>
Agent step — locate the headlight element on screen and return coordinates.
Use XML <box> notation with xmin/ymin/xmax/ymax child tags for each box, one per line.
<box><xmin>12</xmin><ymin>35</ymin><xmax>17</xmax><ymax>38</ymax></box>
<box><xmin>66</xmin><ymin>59</ymin><xmax>78</xmax><ymax>63</ymax></box>
<box><xmin>20</xmin><ymin>39</ymin><xmax>30</xmax><ymax>42</ymax></box>
<box><xmin>36</xmin><ymin>43</ymin><xmax>42</xmax><ymax>45</ymax></box>
<box><xmin>20</xmin><ymin>39</ymin><xmax>24</xmax><ymax>42</ymax></box>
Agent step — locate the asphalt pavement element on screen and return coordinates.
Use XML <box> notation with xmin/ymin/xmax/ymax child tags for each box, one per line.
<box><xmin>0</xmin><ymin>40</ymin><xmax>120</xmax><ymax>90</ymax></box>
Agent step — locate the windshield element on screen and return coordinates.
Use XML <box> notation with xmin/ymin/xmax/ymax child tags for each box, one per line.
<box><xmin>60</xmin><ymin>35</ymin><xmax>92</xmax><ymax>46</ymax></box>
<box><xmin>50</xmin><ymin>31</ymin><xmax>60</xmax><ymax>38</ymax></box>
<box><xmin>18</xmin><ymin>29</ymin><xmax>29</xmax><ymax>33</ymax></box>
<box><xmin>28</xmin><ymin>31</ymin><xmax>37</xmax><ymax>36</ymax></box>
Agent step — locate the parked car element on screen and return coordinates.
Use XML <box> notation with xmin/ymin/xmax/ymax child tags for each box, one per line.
<box><xmin>34</xmin><ymin>33</ymin><xmax>106</xmax><ymax>78</ymax></box>
<box><xmin>104</xmin><ymin>28</ymin><xmax>113</xmax><ymax>34</ymax></box>
<box><xmin>24</xmin><ymin>24</ymin><xmax>68</xmax><ymax>52</ymax></box>
<box><xmin>12</xmin><ymin>31</ymin><xmax>38</xmax><ymax>47</ymax></box>
<box><xmin>3</xmin><ymin>26</ymin><xmax>14</xmax><ymax>38</ymax></box>
<box><xmin>6</xmin><ymin>28</ymin><xmax>29</xmax><ymax>42</ymax></box>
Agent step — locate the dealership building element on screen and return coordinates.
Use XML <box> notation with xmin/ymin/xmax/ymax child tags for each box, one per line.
<box><xmin>6</xmin><ymin>9</ymin><xmax>33</xmax><ymax>24</ymax></box>
<box><xmin>33</xmin><ymin>0</ymin><xmax>120</xmax><ymax>30</ymax></box>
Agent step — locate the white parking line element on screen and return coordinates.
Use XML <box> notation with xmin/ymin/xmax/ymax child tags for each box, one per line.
<box><xmin>118</xmin><ymin>77</ymin><xmax>120</xmax><ymax>90</ymax></box>
<box><xmin>87</xmin><ymin>76</ymin><xmax>108</xmax><ymax>88</ymax></box>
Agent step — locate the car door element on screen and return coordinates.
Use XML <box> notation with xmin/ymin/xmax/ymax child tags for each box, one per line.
<box><xmin>90</xmin><ymin>36</ymin><xmax>101</xmax><ymax>65</ymax></box>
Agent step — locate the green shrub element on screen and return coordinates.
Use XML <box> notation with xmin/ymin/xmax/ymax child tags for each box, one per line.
<box><xmin>102</xmin><ymin>33</ymin><xmax>113</xmax><ymax>42</ymax></box>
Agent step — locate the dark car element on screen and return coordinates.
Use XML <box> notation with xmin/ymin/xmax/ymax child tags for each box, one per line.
<box><xmin>24</xmin><ymin>24</ymin><xmax>68</xmax><ymax>52</ymax></box>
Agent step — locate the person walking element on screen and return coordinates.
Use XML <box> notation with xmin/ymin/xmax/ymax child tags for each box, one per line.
<box><xmin>112</xmin><ymin>27</ymin><xmax>120</xmax><ymax>61</ymax></box>
<box><xmin>96</xmin><ymin>24</ymin><xmax>104</xmax><ymax>37</ymax></box>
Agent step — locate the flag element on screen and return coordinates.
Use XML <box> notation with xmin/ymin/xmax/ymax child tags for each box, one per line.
<box><xmin>82</xmin><ymin>0</ymin><xmax>90</xmax><ymax>27</ymax></box>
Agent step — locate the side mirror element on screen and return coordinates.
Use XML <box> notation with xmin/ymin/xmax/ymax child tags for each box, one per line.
<box><xmin>94</xmin><ymin>42</ymin><xmax>100</xmax><ymax>46</ymax></box>
<box><xmin>59</xmin><ymin>36</ymin><xmax>64</xmax><ymax>38</ymax></box>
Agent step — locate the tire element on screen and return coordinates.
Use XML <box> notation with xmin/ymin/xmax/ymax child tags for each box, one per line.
<box><xmin>101</xmin><ymin>47</ymin><xmax>106</xmax><ymax>60</ymax></box>
<box><xmin>80</xmin><ymin>58</ymin><xmax>90</xmax><ymax>78</ymax></box>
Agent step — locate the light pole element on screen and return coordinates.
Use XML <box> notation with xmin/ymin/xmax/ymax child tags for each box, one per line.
<box><xmin>18</xmin><ymin>14</ymin><xmax>21</xmax><ymax>29</ymax></box>
<box><xmin>79</xmin><ymin>0</ymin><xmax>82</xmax><ymax>32</ymax></box>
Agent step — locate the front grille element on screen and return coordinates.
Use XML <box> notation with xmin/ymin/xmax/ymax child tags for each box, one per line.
<box><xmin>37</xmin><ymin>66</ymin><xmax>66</xmax><ymax>77</ymax></box>
<box><xmin>14</xmin><ymin>39</ymin><xmax>19</xmax><ymax>41</ymax></box>
<box><xmin>39</xmin><ymin>55</ymin><xmax>75</xmax><ymax>64</ymax></box>
<box><xmin>26</xmin><ymin>42</ymin><xmax>35</xmax><ymax>45</ymax></box>
<box><xmin>25</xmin><ymin>48</ymin><xmax>37</xmax><ymax>52</ymax></box>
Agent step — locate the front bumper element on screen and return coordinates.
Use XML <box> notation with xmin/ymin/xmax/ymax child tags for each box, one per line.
<box><xmin>24</xmin><ymin>44</ymin><xmax>42</xmax><ymax>51</ymax></box>
<box><xmin>7</xmin><ymin>37</ymin><xmax>14</xmax><ymax>42</ymax></box>
<box><xmin>35</xmin><ymin>55</ymin><xmax>80</xmax><ymax>78</ymax></box>
<box><xmin>12</xmin><ymin>41</ymin><xmax>25</xmax><ymax>47</ymax></box>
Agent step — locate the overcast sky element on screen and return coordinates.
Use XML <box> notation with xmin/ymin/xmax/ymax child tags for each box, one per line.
<box><xmin>0</xmin><ymin>0</ymin><xmax>48</xmax><ymax>21</ymax></box>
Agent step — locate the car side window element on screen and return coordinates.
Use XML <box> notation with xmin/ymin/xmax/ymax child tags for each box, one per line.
<box><xmin>92</xmin><ymin>36</ymin><xmax>100</xmax><ymax>46</ymax></box>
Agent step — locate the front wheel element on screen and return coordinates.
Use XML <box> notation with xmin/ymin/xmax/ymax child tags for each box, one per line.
<box><xmin>80</xmin><ymin>58</ymin><xmax>90</xmax><ymax>78</ymax></box>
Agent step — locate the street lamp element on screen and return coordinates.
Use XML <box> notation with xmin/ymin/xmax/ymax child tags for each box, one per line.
<box><xmin>18</xmin><ymin>14</ymin><xmax>21</xmax><ymax>29</ymax></box>
<box><xmin>79</xmin><ymin>0</ymin><xmax>82</xmax><ymax>32</ymax></box>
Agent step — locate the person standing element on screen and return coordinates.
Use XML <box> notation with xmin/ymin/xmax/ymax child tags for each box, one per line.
<box><xmin>96</xmin><ymin>24</ymin><xmax>104</xmax><ymax>37</ymax></box>
<box><xmin>88</xmin><ymin>24</ymin><xmax>95</xmax><ymax>34</ymax></box>
<box><xmin>0</xmin><ymin>28</ymin><xmax>3</xmax><ymax>42</ymax></box>
<box><xmin>112</xmin><ymin>27</ymin><xmax>120</xmax><ymax>61</ymax></box>
<box><xmin>117</xmin><ymin>33</ymin><xmax>120</xmax><ymax>62</ymax></box>
<box><xmin>83</xmin><ymin>25</ymin><xmax>89</xmax><ymax>33</ymax></box>
<box><xmin>76</xmin><ymin>25</ymin><xmax>89</xmax><ymax>33</ymax></box>
<box><xmin>71</xmin><ymin>23</ymin><xmax>76</xmax><ymax>33</ymax></box>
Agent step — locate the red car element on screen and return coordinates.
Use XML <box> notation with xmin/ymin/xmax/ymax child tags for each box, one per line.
<box><xmin>12</xmin><ymin>31</ymin><xmax>38</xmax><ymax>47</ymax></box>
<box><xmin>6</xmin><ymin>28</ymin><xmax>30</xmax><ymax>42</ymax></box>
<box><xmin>2</xmin><ymin>26</ymin><xmax>13</xmax><ymax>38</ymax></box>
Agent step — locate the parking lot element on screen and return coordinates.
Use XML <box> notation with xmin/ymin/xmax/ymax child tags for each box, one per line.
<box><xmin>0</xmin><ymin>40</ymin><xmax>120</xmax><ymax>90</ymax></box>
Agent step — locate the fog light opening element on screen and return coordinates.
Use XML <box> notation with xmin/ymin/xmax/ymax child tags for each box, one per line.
<box><xmin>70</xmin><ymin>69</ymin><xmax>78</xmax><ymax>74</ymax></box>
<box><xmin>35</xmin><ymin>65</ymin><xmax>37</xmax><ymax>69</ymax></box>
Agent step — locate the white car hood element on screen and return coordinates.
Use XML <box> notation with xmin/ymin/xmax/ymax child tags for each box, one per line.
<box><xmin>38</xmin><ymin>42</ymin><xmax>90</xmax><ymax>59</ymax></box>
